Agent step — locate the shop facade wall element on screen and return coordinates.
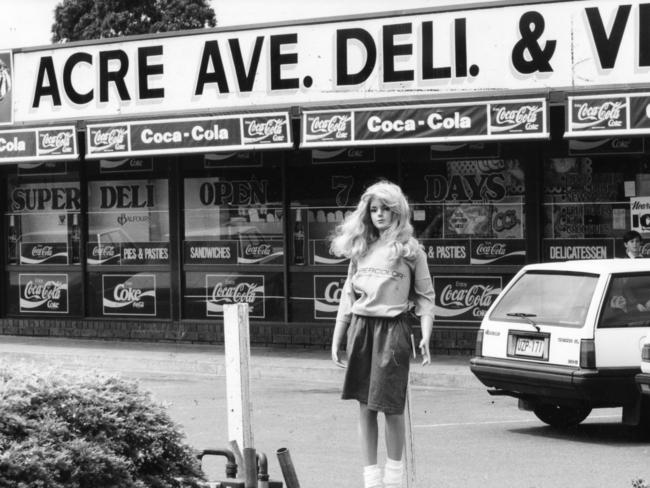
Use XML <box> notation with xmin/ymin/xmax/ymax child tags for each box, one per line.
<box><xmin>0</xmin><ymin>137</ymin><xmax>554</xmax><ymax>354</ymax></box>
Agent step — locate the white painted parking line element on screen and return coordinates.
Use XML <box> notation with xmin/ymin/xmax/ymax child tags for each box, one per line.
<box><xmin>415</xmin><ymin>414</ymin><xmax>619</xmax><ymax>428</ymax></box>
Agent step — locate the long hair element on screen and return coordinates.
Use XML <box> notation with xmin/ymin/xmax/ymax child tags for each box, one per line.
<box><xmin>330</xmin><ymin>180</ymin><xmax>421</xmax><ymax>262</ymax></box>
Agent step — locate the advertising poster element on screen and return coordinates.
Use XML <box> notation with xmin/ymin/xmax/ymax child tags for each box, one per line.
<box><xmin>19</xmin><ymin>273</ymin><xmax>69</xmax><ymax>314</ymax></box>
<box><xmin>205</xmin><ymin>274</ymin><xmax>266</xmax><ymax>318</ymax></box>
<box><xmin>434</xmin><ymin>275</ymin><xmax>502</xmax><ymax>323</ymax></box>
<box><xmin>313</xmin><ymin>275</ymin><xmax>346</xmax><ymax>320</ymax></box>
<box><xmin>102</xmin><ymin>274</ymin><xmax>157</xmax><ymax>316</ymax></box>
<box><xmin>0</xmin><ymin>51</ymin><xmax>12</xmax><ymax>125</ymax></box>
<box><xmin>630</xmin><ymin>196</ymin><xmax>650</xmax><ymax>235</ymax></box>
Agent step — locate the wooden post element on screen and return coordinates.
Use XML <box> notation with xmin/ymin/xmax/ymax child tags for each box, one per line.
<box><xmin>223</xmin><ymin>303</ymin><xmax>254</xmax><ymax>452</ymax></box>
<box><xmin>403</xmin><ymin>377</ymin><xmax>416</xmax><ymax>488</ymax></box>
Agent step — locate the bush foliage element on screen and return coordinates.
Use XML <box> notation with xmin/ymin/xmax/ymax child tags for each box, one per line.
<box><xmin>0</xmin><ymin>362</ymin><xmax>205</xmax><ymax>487</ymax></box>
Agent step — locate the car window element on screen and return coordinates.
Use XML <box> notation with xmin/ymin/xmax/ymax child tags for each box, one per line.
<box><xmin>490</xmin><ymin>271</ymin><xmax>598</xmax><ymax>327</ymax></box>
<box><xmin>599</xmin><ymin>273</ymin><xmax>650</xmax><ymax>328</ymax></box>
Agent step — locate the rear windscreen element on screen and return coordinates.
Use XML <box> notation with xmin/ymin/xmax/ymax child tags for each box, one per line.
<box><xmin>599</xmin><ymin>273</ymin><xmax>650</xmax><ymax>328</ymax></box>
<box><xmin>490</xmin><ymin>271</ymin><xmax>598</xmax><ymax>328</ymax></box>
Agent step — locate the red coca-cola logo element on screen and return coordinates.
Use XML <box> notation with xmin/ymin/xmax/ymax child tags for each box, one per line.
<box><xmin>576</xmin><ymin>101</ymin><xmax>624</xmax><ymax>123</ymax></box>
<box><xmin>24</xmin><ymin>279</ymin><xmax>63</xmax><ymax>301</ymax></box>
<box><xmin>440</xmin><ymin>283</ymin><xmax>496</xmax><ymax>308</ymax></box>
<box><xmin>309</xmin><ymin>115</ymin><xmax>352</xmax><ymax>138</ymax></box>
<box><xmin>211</xmin><ymin>282</ymin><xmax>259</xmax><ymax>304</ymax></box>
<box><xmin>31</xmin><ymin>245</ymin><xmax>54</xmax><ymax>258</ymax></box>
<box><xmin>475</xmin><ymin>243</ymin><xmax>507</xmax><ymax>257</ymax></box>
<box><xmin>92</xmin><ymin>128</ymin><xmax>127</xmax><ymax>150</ymax></box>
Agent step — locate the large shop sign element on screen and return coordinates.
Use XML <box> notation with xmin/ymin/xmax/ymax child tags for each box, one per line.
<box><xmin>300</xmin><ymin>99</ymin><xmax>548</xmax><ymax>147</ymax></box>
<box><xmin>6</xmin><ymin>2</ymin><xmax>650</xmax><ymax>124</ymax></box>
<box><xmin>0</xmin><ymin>126</ymin><xmax>78</xmax><ymax>162</ymax></box>
<box><xmin>85</xmin><ymin>112</ymin><xmax>292</xmax><ymax>158</ymax></box>
<box><xmin>567</xmin><ymin>92</ymin><xmax>650</xmax><ymax>137</ymax></box>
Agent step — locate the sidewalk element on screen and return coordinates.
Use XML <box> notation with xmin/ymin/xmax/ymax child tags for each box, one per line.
<box><xmin>0</xmin><ymin>335</ymin><xmax>482</xmax><ymax>389</ymax></box>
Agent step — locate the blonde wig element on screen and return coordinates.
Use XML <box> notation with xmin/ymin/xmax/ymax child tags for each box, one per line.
<box><xmin>330</xmin><ymin>180</ymin><xmax>421</xmax><ymax>262</ymax></box>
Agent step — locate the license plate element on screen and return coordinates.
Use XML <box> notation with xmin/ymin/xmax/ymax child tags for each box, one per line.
<box><xmin>515</xmin><ymin>337</ymin><xmax>545</xmax><ymax>358</ymax></box>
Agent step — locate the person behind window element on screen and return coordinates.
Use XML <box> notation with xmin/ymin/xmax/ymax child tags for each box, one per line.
<box><xmin>329</xmin><ymin>180</ymin><xmax>435</xmax><ymax>488</ymax></box>
<box><xmin>623</xmin><ymin>230</ymin><xmax>643</xmax><ymax>259</ymax></box>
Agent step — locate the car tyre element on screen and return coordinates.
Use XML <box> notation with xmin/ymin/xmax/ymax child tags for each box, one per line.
<box><xmin>533</xmin><ymin>404</ymin><xmax>592</xmax><ymax>428</ymax></box>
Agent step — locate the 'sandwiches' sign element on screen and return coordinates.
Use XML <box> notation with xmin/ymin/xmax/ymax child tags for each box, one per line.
<box><xmin>300</xmin><ymin>99</ymin><xmax>547</xmax><ymax>147</ymax></box>
<box><xmin>86</xmin><ymin>113</ymin><xmax>292</xmax><ymax>158</ymax></box>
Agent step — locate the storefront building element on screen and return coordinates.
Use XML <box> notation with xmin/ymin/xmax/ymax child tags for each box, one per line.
<box><xmin>0</xmin><ymin>1</ymin><xmax>649</xmax><ymax>353</ymax></box>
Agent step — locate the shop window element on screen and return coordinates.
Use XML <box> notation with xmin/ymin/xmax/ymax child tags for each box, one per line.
<box><xmin>182</xmin><ymin>164</ymin><xmax>285</xmax><ymax>321</ymax></box>
<box><xmin>86</xmin><ymin>178</ymin><xmax>170</xmax><ymax>265</ymax></box>
<box><xmin>402</xmin><ymin>151</ymin><xmax>527</xmax><ymax>266</ymax></box>
<box><xmin>541</xmin><ymin>145</ymin><xmax>647</xmax><ymax>261</ymax></box>
<box><xmin>6</xmin><ymin>162</ymin><xmax>81</xmax><ymax>266</ymax></box>
<box><xmin>85</xmin><ymin>168</ymin><xmax>171</xmax><ymax>319</ymax></box>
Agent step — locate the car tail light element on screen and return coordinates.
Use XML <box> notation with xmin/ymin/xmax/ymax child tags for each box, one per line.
<box><xmin>580</xmin><ymin>339</ymin><xmax>596</xmax><ymax>368</ymax></box>
<box><xmin>475</xmin><ymin>329</ymin><xmax>484</xmax><ymax>356</ymax></box>
<box><xmin>642</xmin><ymin>344</ymin><xmax>650</xmax><ymax>362</ymax></box>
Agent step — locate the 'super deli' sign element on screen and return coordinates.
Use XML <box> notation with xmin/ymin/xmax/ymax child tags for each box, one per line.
<box><xmin>10</xmin><ymin>2</ymin><xmax>650</xmax><ymax>123</ymax></box>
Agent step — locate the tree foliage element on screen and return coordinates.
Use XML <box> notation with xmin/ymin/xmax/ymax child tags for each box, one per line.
<box><xmin>51</xmin><ymin>0</ymin><xmax>217</xmax><ymax>43</ymax></box>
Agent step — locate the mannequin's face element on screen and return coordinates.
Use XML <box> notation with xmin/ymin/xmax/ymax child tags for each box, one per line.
<box><xmin>625</xmin><ymin>236</ymin><xmax>642</xmax><ymax>257</ymax></box>
<box><xmin>369</xmin><ymin>197</ymin><xmax>393</xmax><ymax>233</ymax></box>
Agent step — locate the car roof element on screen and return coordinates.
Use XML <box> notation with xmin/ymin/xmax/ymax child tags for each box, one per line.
<box><xmin>521</xmin><ymin>258</ymin><xmax>650</xmax><ymax>275</ymax></box>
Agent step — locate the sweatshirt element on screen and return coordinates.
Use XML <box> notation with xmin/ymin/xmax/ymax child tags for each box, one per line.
<box><xmin>335</xmin><ymin>240</ymin><xmax>436</xmax><ymax>324</ymax></box>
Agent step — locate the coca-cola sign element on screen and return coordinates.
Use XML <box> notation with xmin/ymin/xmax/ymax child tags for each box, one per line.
<box><xmin>206</xmin><ymin>274</ymin><xmax>265</xmax><ymax>318</ymax></box>
<box><xmin>20</xmin><ymin>242</ymin><xmax>69</xmax><ymax>265</ymax></box>
<box><xmin>489</xmin><ymin>102</ymin><xmax>544</xmax><ymax>134</ymax></box>
<box><xmin>434</xmin><ymin>276</ymin><xmax>502</xmax><ymax>323</ymax></box>
<box><xmin>314</xmin><ymin>275</ymin><xmax>346</xmax><ymax>320</ymax></box>
<box><xmin>470</xmin><ymin>239</ymin><xmax>526</xmax><ymax>265</ymax></box>
<box><xmin>87</xmin><ymin>243</ymin><xmax>120</xmax><ymax>265</ymax></box>
<box><xmin>19</xmin><ymin>273</ymin><xmax>69</xmax><ymax>313</ymax></box>
<box><xmin>303</xmin><ymin>112</ymin><xmax>353</xmax><ymax>144</ymax></box>
<box><xmin>242</xmin><ymin>116</ymin><xmax>290</xmax><ymax>145</ymax></box>
<box><xmin>102</xmin><ymin>274</ymin><xmax>157</xmax><ymax>316</ymax></box>
<box><xmin>88</xmin><ymin>125</ymin><xmax>129</xmax><ymax>153</ymax></box>
<box><xmin>302</xmin><ymin>98</ymin><xmax>547</xmax><ymax>148</ymax></box>
<box><xmin>238</xmin><ymin>239</ymin><xmax>284</xmax><ymax>265</ymax></box>
<box><xmin>571</xmin><ymin>98</ymin><xmax>626</xmax><ymax>131</ymax></box>
<box><xmin>38</xmin><ymin>129</ymin><xmax>75</xmax><ymax>156</ymax></box>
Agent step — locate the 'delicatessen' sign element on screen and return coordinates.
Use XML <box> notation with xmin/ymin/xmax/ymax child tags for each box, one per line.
<box><xmin>567</xmin><ymin>92</ymin><xmax>650</xmax><ymax>137</ymax></box>
<box><xmin>0</xmin><ymin>126</ymin><xmax>77</xmax><ymax>162</ymax></box>
<box><xmin>300</xmin><ymin>99</ymin><xmax>547</xmax><ymax>147</ymax></box>
<box><xmin>86</xmin><ymin>112</ymin><xmax>292</xmax><ymax>158</ymax></box>
<box><xmin>7</xmin><ymin>2</ymin><xmax>650</xmax><ymax>125</ymax></box>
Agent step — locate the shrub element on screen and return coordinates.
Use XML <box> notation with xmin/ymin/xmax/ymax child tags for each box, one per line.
<box><xmin>0</xmin><ymin>362</ymin><xmax>206</xmax><ymax>487</ymax></box>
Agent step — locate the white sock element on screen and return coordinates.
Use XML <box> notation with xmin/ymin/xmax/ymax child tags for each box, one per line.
<box><xmin>383</xmin><ymin>457</ymin><xmax>403</xmax><ymax>488</ymax></box>
<box><xmin>363</xmin><ymin>464</ymin><xmax>382</xmax><ymax>488</ymax></box>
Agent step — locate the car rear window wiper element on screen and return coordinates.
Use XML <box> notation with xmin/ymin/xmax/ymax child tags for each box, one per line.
<box><xmin>506</xmin><ymin>312</ymin><xmax>541</xmax><ymax>332</ymax></box>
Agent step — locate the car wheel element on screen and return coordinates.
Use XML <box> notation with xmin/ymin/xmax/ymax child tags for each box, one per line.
<box><xmin>533</xmin><ymin>404</ymin><xmax>592</xmax><ymax>428</ymax></box>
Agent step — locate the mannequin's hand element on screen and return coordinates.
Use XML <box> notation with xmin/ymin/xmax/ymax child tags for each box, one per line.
<box><xmin>331</xmin><ymin>344</ymin><xmax>347</xmax><ymax>368</ymax></box>
<box><xmin>418</xmin><ymin>338</ymin><xmax>431</xmax><ymax>366</ymax></box>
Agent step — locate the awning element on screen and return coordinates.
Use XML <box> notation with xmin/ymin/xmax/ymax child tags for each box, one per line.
<box><xmin>300</xmin><ymin>98</ymin><xmax>548</xmax><ymax>149</ymax></box>
<box><xmin>566</xmin><ymin>92</ymin><xmax>650</xmax><ymax>138</ymax></box>
<box><xmin>0</xmin><ymin>126</ymin><xmax>78</xmax><ymax>163</ymax></box>
<box><xmin>85</xmin><ymin>111</ymin><xmax>293</xmax><ymax>159</ymax></box>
